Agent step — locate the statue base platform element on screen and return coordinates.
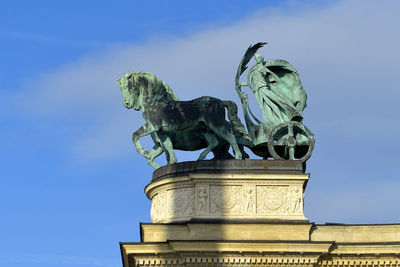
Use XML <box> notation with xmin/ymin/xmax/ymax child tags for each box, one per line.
<box><xmin>121</xmin><ymin>160</ymin><xmax>400</xmax><ymax>266</ymax></box>
<box><xmin>146</xmin><ymin>160</ymin><xmax>308</xmax><ymax>223</ymax></box>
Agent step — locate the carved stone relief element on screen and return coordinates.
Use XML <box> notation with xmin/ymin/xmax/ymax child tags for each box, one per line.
<box><xmin>196</xmin><ymin>186</ymin><xmax>209</xmax><ymax>213</ymax></box>
<box><xmin>243</xmin><ymin>186</ymin><xmax>256</xmax><ymax>213</ymax></box>
<box><xmin>167</xmin><ymin>187</ymin><xmax>195</xmax><ymax>218</ymax></box>
<box><xmin>149</xmin><ymin>177</ymin><xmax>307</xmax><ymax>222</ymax></box>
<box><xmin>290</xmin><ymin>186</ymin><xmax>303</xmax><ymax>214</ymax></box>
<box><xmin>210</xmin><ymin>185</ymin><xmax>242</xmax><ymax>214</ymax></box>
<box><xmin>150</xmin><ymin>190</ymin><xmax>166</xmax><ymax>223</ymax></box>
<box><xmin>256</xmin><ymin>186</ymin><xmax>289</xmax><ymax>214</ymax></box>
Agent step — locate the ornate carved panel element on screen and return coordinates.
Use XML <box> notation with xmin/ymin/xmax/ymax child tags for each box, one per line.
<box><xmin>167</xmin><ymin>187</ymin><xmax>195</xmax><ymax>218</ymax></box>
<box><xmin>150</xmin><ymin>190</ymin><xmax>166</xmax><ymax>223</ymax></box>
<box><xmin>256</xmin><ymin>185</ymin><xmax>289</xmax><ymax>214</ymax></box>
<box><xmin>210</xmin><ymin>185</ymin><xmax>242</xmax><ymax>214</ymax></box>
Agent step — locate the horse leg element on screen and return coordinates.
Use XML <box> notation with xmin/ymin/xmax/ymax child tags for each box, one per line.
<box><xmin>198</xmin><ymin>132</ymin><xmax>219</xmax><ymax>160</ymax></box>
<box><xmin>208</xmin><ymin>124</ymin><xmax>243</xmax><ymax>159</ymax></box>
<box><xmin>236</xmin><ymin>136</ymin><xmax>253</xmax><ymax>159</ymax></box>
<box><xmin>132</xmin><ymin>123</ymin><xmax>156</xmax><ymax>158</ymax></box>
<box><xmin>158</xmin><ymin>132</ymin><xmax>177</xmax><ymax>164</ymax></box>
<box><xmin>146</xmin><ymin>144</ymin><xmax>163</xmax><ymax>169</ymax></box>
<box><xmin>212</xmin><ymin>141</ymin><xmax>234</xmax><ymax>159</ymax></box>
<box><xmin>239</xmin><ymin>144</ymin><xmax>249</xmax><ymax>159</ymax></box>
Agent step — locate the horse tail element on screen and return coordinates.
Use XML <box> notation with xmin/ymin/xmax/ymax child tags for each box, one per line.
<box><xmin>223</xmin><ymin>100</ymin><xmax>251</xmax><ymax>141</ymax></box>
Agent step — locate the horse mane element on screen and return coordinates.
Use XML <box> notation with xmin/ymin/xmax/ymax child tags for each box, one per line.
<box><xmin>129</xmin><ymin>72</ymin><xmax>179</xmax><ymax>101</ymax></box>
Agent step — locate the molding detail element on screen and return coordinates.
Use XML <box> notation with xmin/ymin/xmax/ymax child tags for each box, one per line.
<box><xmin>132</xmin><ymin>254</ymin><xmax>321</xmax><ymax>267</ymax></box>
<box><xmin>122</xmin><ymin>240</ymin><xmax>400</xmax><ymax>267</ymax></box>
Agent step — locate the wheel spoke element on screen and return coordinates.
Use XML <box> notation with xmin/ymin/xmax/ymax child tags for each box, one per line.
<box><xmin>289</xmin><ymin>146</ymin><xmax>295</xmax><ymax>160</ymax></box>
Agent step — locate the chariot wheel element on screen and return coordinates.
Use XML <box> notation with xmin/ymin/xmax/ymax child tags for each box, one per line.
<box><xmin>267</xmin><ymin>121</ymin><xmax>315</xmax><ymax>161</ymax></box>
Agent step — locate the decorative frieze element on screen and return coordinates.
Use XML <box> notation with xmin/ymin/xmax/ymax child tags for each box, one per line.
<box><xmin>146</xmin><ymin>172</ymin><xmax>309</xmax><ymax>223</ymax></box>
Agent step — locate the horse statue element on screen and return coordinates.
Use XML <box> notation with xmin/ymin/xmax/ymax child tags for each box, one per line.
<box><xmin>118</xmin><ymin>71</ymin><xmax>252</xmax><ymax>169</ymax></box>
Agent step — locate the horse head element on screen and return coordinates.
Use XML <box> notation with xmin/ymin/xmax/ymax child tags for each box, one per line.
<box><xmin>118</xmin><ymin>72</ymin><xmax>142</xmax><ymax>111</ymax></box>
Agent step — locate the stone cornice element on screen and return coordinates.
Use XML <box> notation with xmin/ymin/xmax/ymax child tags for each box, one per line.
<box><xmin>121</xmin><ymin>240</ymin><xmax>400</xmax><ymax>266</ymax></box>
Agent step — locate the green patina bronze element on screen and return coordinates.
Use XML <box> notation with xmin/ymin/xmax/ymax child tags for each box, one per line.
<box><xmin>118</xmin><ymin>42</ymin><xmax>315</xmax><ymax>168</ymax></box>
<box><xmin>118</xmin><ymin>72</ymin><xmax>252</xmax><ymax>169</ymax></box>
<box><xmin>235</xmin><ymin>42</ymin><xmax>314</xmax><ymax>161</ymax></box>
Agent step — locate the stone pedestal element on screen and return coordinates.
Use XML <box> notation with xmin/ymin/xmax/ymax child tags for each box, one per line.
<box><xmin>120</xmin><ymin>160</ymin><xmax>400</xmax><ymax>267</ymax></box>
<box><xmin>146</xmin><ymin>160</ymin><xmax>308</xmax><ymax>223</ymax></box>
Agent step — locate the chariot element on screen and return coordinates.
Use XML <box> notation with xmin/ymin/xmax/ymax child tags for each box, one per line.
<box><xmin>236</xmin><ymin>42</ymin><xmax>315</xmax><ymax>162</ymax></box>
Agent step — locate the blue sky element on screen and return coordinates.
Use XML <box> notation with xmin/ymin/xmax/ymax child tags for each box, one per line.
<box><xmin>1</xmin><ymin>0</ymin><xmax>400</xmax><ymax>266</ymax></box>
